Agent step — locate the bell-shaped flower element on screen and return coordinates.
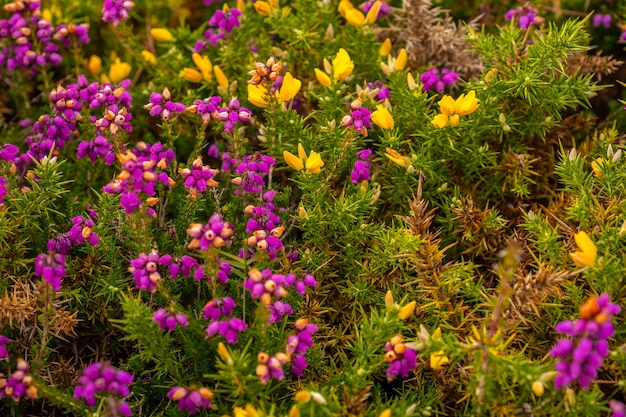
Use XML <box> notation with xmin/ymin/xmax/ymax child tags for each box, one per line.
<box><xmin>569</xmin><ymin>231</ymin><xmax>597</xmax><ymax>268</ymax></box>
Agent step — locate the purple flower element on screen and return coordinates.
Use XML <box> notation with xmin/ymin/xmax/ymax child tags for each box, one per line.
<box><xmin>47</xmin><ymin>215</ymin><xmax>99</xmax><ymax>254</ymax></box>
<box><xmin>74</xmin><ymin>362</ymin><xmax>133</xmax><ymax>416</ymax></box>
<box><xmin>77</xmin><ymin>135</ymin><xmax>116</xmax><ymax>165</ymax></box>
<box><xmin>549</xmin><ymin>294</ymin><xmax>621</xmax><ymax>389</ymax></box>
<box><xmin>144</xmin><ymin>88</ymin><xmax>186</xmax><ymax>120</ymax></box>
<box><xmin>256</xmin><ymin>352</ymin><xmax>289</xmax><ymax>384</ymax></box>
<box><xmin>196</xmin><ymin>6</ymin><xmax>242</xmax><ymax>50</ymax></box>
<box><xmin>102</xmin><ymin>0</ymin><xmax>135</xmax><ymax>27</ymax></box>
<box><xmin>206</xmin><ymin>317</ymin><xmax>248</xmax><ymax>344</ymax></box>
<box><xmin>504</xmin><ymin>3</ymin><xmax>538</xmax><ymax>29</ymax></box>
<box><xmin>592</xmin><ymin>13</ymin><xmax>612</xmax><ymax>28</ymax></box>
<box><xmin>153</xmin><ymin>308</ymin><xmax>188</xmax><ymax>331</ymax></box>
<box><xmin>351</xmin><ymin>148</ymin><xmax>372</xmax><ymax>183</ymax></box>
<box><xmin>341</xmin><ymin>100</ymin><xmax>371</xmax><ymax>136</ymax></box>
<box><xmin>610</xmin><ymin>400</ymin><xmax>626</xmax><ymax>417</ymax></box>
<box><xmin>179</xmin><ymin>156</ymin><xmax>219</xmax><ymax>198</ymax></box>
<box><xmin>360</xmin><ymin>0</ymin><xmax>390</xmax><ymax>18</ymax></box>
<box><xmin>384</xmin><ymin>334</ymin><xmax>418</xmax><ymax>381</ymax></box>
<box><xmin>0</xmin><ymin>176</ymin><xmax>7</xmax><ymax>206</ymax></box>
<box><xmin>128</xmin><ymin>250</ymin><xmax>173</xmax><ymax>292</ymax></box>
<box><xmin>216</xmin><ymin>97</ymin><xmax>252</xmax><ymax>132</ymax></box>
<box><xmin>232</xmin><ymin>152</ymin><xmax>276</xmax><ymax>195</ymax></box>
<box><xmin>203</xmin><ymin>297</ymin><xmax>236</xmax><ymax>321</ymax></box>
<box><xmin>53</xmin><ymin>23</ymin><xmax>90</xmax><ymax>47</ymax></box>
<box><xmin>366</xmin><ymin>80</ymin><xmax>390</xmax><ymax>101</ymax></box>
<box><xmin>186</xmin><ymin>214</ymin><xmax>234</xmax><ymax>251</ymax></box>
<box><xmin>34</xmin><ymin>251</ymin><xmax>66</xmax><ymax>291</ymax></box>
<box><xmin>420</xmin><ymin>68</ymin><xmax>458</xmax><ymax>93</ymax></box>
<box><xmin>167</xmin><ymin>386</ymin><xmax>213</xmax><ymax>414</ymax></box>
<box><xmin>188</xmin><ymin>95</ymin><xmax>222</xmax><ymax>125</ymax></box>
<box><xmin>0</xmin><ymin>359</ymin><xmax>38</xmax><ymax>401</ymax></box>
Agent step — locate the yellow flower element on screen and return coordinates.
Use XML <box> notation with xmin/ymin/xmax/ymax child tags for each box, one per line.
<box><xmin>395</xmin><ymin>48</ymin><xmax>407</xmax><ymax>71</ymax></box>
<box><xmin>345</xmin><ymin>7</ymin><xmax>365</xmax><ymax>26</ymax></box>
<box><xmin>233</xmin><ymin>404</ymin><xmax>260</xmax><ymax>417</ymax></box>
<box><xmin>192</xmin><ymin>53</ymin><xmax>212</xmax><ymax>82</ymax></box>
<box><xmin>371</xmin><ymin>104</ymin><xmax>394</xmax><ymax>130</ymax></box>
<box><xmin>108</xmin><ymin>57</ymin><xmax>131</xmax><ymax>84</ymax></box>
<box><xmin>338</xmin><ymin>0</ymin><xmax>354</xmax><ymax>17</ymax></box>
<box><xmin>532</xmin><ymin>381</ymin><xmax>545</xmax><ymax>397</ymax></box>
<box><xmin>591</xmin><ymin>157</ymin><xmax>605</xmax><ymax>178</ymax></box>
<box><xmin>248</xmin><ymin>84</ymin><xmax>269</xmax><ymax>108</ymax></box>
<box><xmin>365</xmin><ymin>1</ymin><xmax>382</xmax><ymax>24</ymax></box>
<box><xmin>283</xmin><ymin>143</ymin><xmax>324</xmax><ymax>173</ymax></box>
<box><xmin>180</xmin><ymin>68</ymin><xmax>202</xmax><ymax>83</ymax></box>
<box><xmin>85</xmin><ymin>55</ymin><xmax>102</xmax><ymax>76</ymax></box>
<box><xmin>213</xmin><ymin>65</ymin><xmax>229</xmax><ymax>89</ymax></box>
<box><xmin>429</xmin><ymin>328</ymin><xmax>449</xmax><ymax>370</ymax></box>
<box><xmin>379</xmin><ymin>409</ymin><xmax>391</xmax><ymax>417</ymax></box>
<box><xmin>278</xmin><ymin>72</ymin><xmax>301</xmax><ymax>102</ymax></box>
<box><xmin>398</xmin><ymin>301</ymin><xmax>416</xmax><ymax>320</ymax></box>
<box><xmin>294</xmin><ymin>390</ymin><xmax>311</xmax><ymax>403</ymax></box>
<box><xmin>217</xmin><ymin>342</ymin><xmax>233</xmax><ymax>365</ymax></box>
<box><xmin>141</xmin><ymin>50</ymin><xmax>157</xmax><ymax>65</ymax></box>
<box><xmin>385</xmin><ymin>148</ymin><xmax>410</xmax><ymax>168</ymax></box>
<box><xmin>380</xmin><ymin>38</ymin><xmax>392</xmax><ymax>55</ymax></box>
<box><xmin>150</xmin><ymin>28</ymin><xmax>174</xmax><ymax>42</ymax></box>
<box><xmin>455</xmin><ymin>90</ymin><xmax>480</xmax><ymax>116</ymax></box>
<box><xmin>332</xmin><ymin>48</ymin><xmax>354</xmax><ymax>81</ymax></box>
<box><xmin>432</xmin><ymin>91</ymin><xmax>479</xmax><ymax>128</ymax></box>
<box><xmin>255</xmin><ymin>0</ymin><xmax>277</xmax><ymax>15</ymax></box>
<box><xmin>431</xmin><ymin>113</ymin><xmax>449</xmax><ymax>129</ymax></box>
<box><xmin>569</xmin><ymin>231</ymin><xmax>597</xmax><ymax>268</ymax></box>
<box><xmin>289</xmin><ymin>405</ymin><xmax>300</xmax><ymax>417</ymax></box>
<box><xmin>314</xmin><ymin>68</ymin><xmax>331</xmax><ymax>86</ymax></box>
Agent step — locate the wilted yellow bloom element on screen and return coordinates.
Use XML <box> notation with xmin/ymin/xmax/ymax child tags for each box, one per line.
<box><xmin>432</xmin><ymin>91</ymin><xmax>479</xmax><ymax>128</ymax></box>
<box><xmin>569</xmin><ymin>231</ymin><xmax>597</xmax><ymax>268</ymax></box>
<box><xmin>150</xmin><ymin>27</ymin><xmax>174</xmax><ymax>42</ymax></box>
<box><xmin>278</xmin><ymin>72</ymin><xmax>301</xmax><ymax>102</ymax></box>
<box><xmin>380</xmin><ymin>38</ymin><xmax>392</xmax><ymax>55</ymax></box>
<box><xmin>295</xmin><ymin>390</ymin><xmax>311</xmax><ymax>403</ymax></box>
<box><xmin>332</xmin><ymin>48</ymin><xmax>354</xmax><ymax>81</ymax></box>
<box><xmin>314</xmin><ymin>68</ymin><xmax>331</xmax><ymax>86</ymax></box>
<box><xmin>283</xmin><ymin>143</ymin><xmax>324</xmax><ymax>174</ymax></box>
<box><xmin>591</xmin><ymin>157</ymin><xmax>605</xmax><ymax>178</ymax></box>
<box><xmin>181</xmin><ymin>68</ymin><xmax>202</xmax><ymax>83</ymax></box>
<box><xmin>384</xmin><ymin>290</ymin><xmax>394</xmax><ymax>307</ymax></box>
<box><xmin>192</xmin><ymin>53</ymin><xmax>212</xmax><ymax>81</ymax></box>
<box><xmin>213</xmin><ymin>65</ymin><xmax>229</xmax><ymax>89</ymax></box>
<box><xmin>141</xmin><ymin>50</ymin><xmax>157</xmax><ymax>64</ymax></box>
<box><xmin>395</xmin><ymin>48</ymin><xmax>407</xmax><ymax>71</ymax></box>
<box><xmin>372</xmin><ymin>104</ymin><xmax>394</xmax><ymax>130</ymax></box>
<box><xmin>406</xmin><ymin>72</ymin><xmax>417</xmax><ymax>91</ymax></box>
<box><xmin>108</xmin><ymin>57</ymin><xmax>131</xmax><ymax>84</ymax></box>
<box><xmin>398</xmin><ymin>301</ymin><xmax>416</xmax><ymax>320</ymax></box>
<box><xmin>378</xmin><ymin>409</ymin><xmax>391</xmax><ymax>417</ymax></box>
<box><xmin>86</xmin><ymin>55</ymin><xmax>102</xmax><ymax>75</ymax></box>
<box><xmin>385</xmin><ymin>148</ymin><xmax>410</xmax><ymax>168</ymax></box>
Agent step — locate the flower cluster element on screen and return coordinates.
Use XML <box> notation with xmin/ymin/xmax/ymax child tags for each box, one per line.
<box><xmin>153</xmin><ymin>308</ymin><xmax>189</xmax><ymax>332</ymax></box>
<box><xmin>74</xmin><ymin>362</ymin><xmax>134</xmax><ymax>416</ymax></box>
<box><xmin>420</xmin><ymin>68</ymin><xmax>459</xmax><ymax>94</ymax></box>
<box><xmin>351</xmin><ymin>149</ymin><xmax>372</xmax><ymax>183</ymax></box>
<box><xmin>286</xmin><ymin>318</ymin><xmax>319</xmax><ymax>377</ymax></box>
<box><xmin>315</xmin><ymin>48</ymin><xmax>354</xmax><ymax>86</ymax></box>
<box><xmin>187</xmin><ymin>214</ymin><xmax>234</xmax><ymax>251</ymax></box>
<box><xmin>167</xmin><ymin>386</ymin><xmax>214</xmax><ymax>414</ymax></box>
<box><xmin>144</xmin><ymin>87</ymin><xmax>186</xmax><ymax>120</ymax></box>
<box><xmin>592</xmin><ymin>14</ymin><xmax>611</xmax><ymax>28</ymax></box>
<box><xmin>216</xmin><ymin>97</ymin><xmax>252</xmax><ymax>132</ymax></box>
<box><xmin>341</xmin><ymin>98</ymin><xmax>372</xmax><ymax>136</ymax></box>
<box><xmin>256</xmin><ymin>351</ymin><xmax>289</xmax><ymax>384</ymax></box>
<box><xmin>504</xmin><ymin>3</ymin><xmax>539</xmax><ymax>29</ymax></box>
<box><xmin>204</xmin><ymin>297</ymin><xmax>247</xmax><ymax>344</ymax></box>
<box><xmin>232</xmin><ymin>153</ymin><xmax>276</xmax><ymax>194</ymax></box>
<box><xmin>431</xmin><ymin>90</ymin><xmax>480</xmax><ymax>128</ymax></box>
<box><xmin>384</xmin><ymin>334</ymin><xmax>418</xmax><ymax>381</ymax></box>
<box><xmin>47</xmin><ymin>215</ymin><xmax>99</xmax><ymax>254</ymax></box>
<box><xmin>103</xmin><ymin>141</ymin><xmax>175</xmax><ymax>214</ymax></box>
<box><xmin>549</xmin><ymin>294</ymin><xmax>620</xmax><ymax>389</ymax></box>
<box><xmin>102</xmin><ymin>0</ymin><xmax>135</xmax><ymax>26</ymax></box>
<box><xmin>34</xmin><ymin>251</ymin><xmax>66</xmax><ymax>291</ymax></box>
<box><xmin>128</xmin><ymin>250</ymin><xmax>173</xmax><ymax>292</ymax></box>
<box><xmin>0</xmin><ymin>359</ymin><xmax>38</xmax><ymax>401</ymax></box>
<box><xmin>197</xmin><ymin>5</ymin><xmax>242</xmax><ymax>50</ymax></box>
<box><xmin>187</xmin><ymin>95</ymin><xmax>221</xmax><ymax>125</ymax></box>
<box><xmin>0</xmin><ymin>0</ymin><xmax>63</xmax><ymax>72</ymax></box>
<box><xmin>53</xmin><ymin>23</ymin><xmax>90</xmax><ymax>48</ymax></box>
<box><xmin>179</xmin><ymin>156</ymin><xmax>219</xmax><ymax>198</ymax></box>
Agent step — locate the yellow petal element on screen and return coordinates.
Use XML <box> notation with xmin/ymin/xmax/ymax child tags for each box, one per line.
<box><xmin>429</xmin><ymin>350</ymin><xmax>449</xmax><ymax>370</ymax></box>
<box><xmin>214</xmin><ymin>65</ymin><xmax>229</xmax><ymax>89</ymax></box>
<box><xmin>532</xmin><ymin>381</ymin><xmax>544</xmax><ymax>397</ymax></box>
<box><xmin>245</xmin><ymin>404</ymin><xmax>259</xmax><ymax>417</ymax></box>
<box><xmin>192</xmin><ymin>53</ymin><xmax>213</xmax><ymax>81</ymax></box>
<box><xmin>86</xmin><ymin>55</ymin><xmax>102</xmax><ymax>76</ymax></box>
<box><xmin>314</xmin><ymin>68</ymin><xmax>331</xmax><ymax>86</ymax></box>
<box><xmin>380</xmin><ymin>38</ymin><xmax>392</xmax><ymax>55</ymax></box>
<box><xmin>398</xmin><ymin>301</ymin><xmax>416</xmax><ymax>320</ymax></box>
<box><xmin>109</xmin><ymin>58</ymin><xmax>131</xmax><ymax>84</ymax></box>
<box><xmin>332</xmin><ymin>48</ymin><xmax>354</xmax><ymax>81</ymax></box>
<box><xmin>247</xmin><ymin>83</ymin><xmax>269</xmax><ymax>108</ymax></box>
<box><xmin>295</xmin><ymin>390</ymin><xmax>311</xmax><ymax>403</ymax></box>
<box><xmin>385</xmin><ymin>148</ymin><xmax>409</xmax><ymax>167</ymax></box>
<box><xmin>591</xmin><ymin>157</ymin><xmax>605</xmax><ymax>178</ymax></box>
<box><xmin>289</xmin><ymin>405</ymin><xmax>301</xmax><ymax>417</ymax></box>
<box><xmin>141</xmin><ymin>50</ymin><xmax>157</xmax><ymax>65</ymax></box>
<box><xmin>283</xmin><ymin>150</ymin><xmax>304</xmax><ymax>171</ymax></box>
<box><xmin>455</xmin><ymin>90</ymin><xmax>479</xmax><ymax>116</ymax></box>
<box><xmin>449</xmin><ymin>114</ymin><xmax>460</xmax><ymax>127</ymax></box>
<box><xmin>180</xmin><ymin>68</ymin><xmax>202</xmax><ymax>83</ymax></box>
<box><xmin>379</xmin><ymin>409</ymin><xmax>391</xmax><ymax>417</ymax></box>
<box><xmin>305</xmin><ymin>151</ymin><xmax>324</xmax><ymax>173</ymax></box>
<box><xmin>254</xmin><ymin>0</ymin><xmax>272</xmax><ymax>15</ymax></box>
<box><xmin>365</xmin><ymin>0</ymin><xmax>382</xmax><ymax>24</ymax></box>
<box><xmin>337</xmin><ymin>0</ymin><xmax>354</xmax><ymax>17</ymax></box>
<box><xmin>345</xmin><ymin>8</ymin><xmax>365</xmax><ymax>26</ymax></box>
<box><xmin>237</xmin><ymin>0</ymin><xmax>246</xmax><ymax>12</ymax></box>
<box><xmin>395</xmin><ymin>48</ymin><xmax>407</xmax><ymax>71</ymax></box>
<box><xmin>278</xmin><ymin>72</ymin><xmax>302</xmax><ymax>102</ymax></box>
<box><xmin>371</xmin><ymin>105</ymin><xmax>394</xmax><ymax>130</ymax></box>
<box><xmin>150</xmin><ymin>28</ymin><xmax>174</xmax><ymax>42</ymax></box>
<box><xmin>431</xmin><ymin>113</ymin><xmax>449</xmax><ymax>129</ymax></box>
<box><xmin>438</xmin><ymin>95</ymin><xmax>456</xmax><ymax>116</ymax></box>
<box><xmin>297</xmin><ymin>143</ymin><xmax>307</xmax><ymax>161</ymax></box>
<box><xmin>384</xmin><ymin>290</ymin><xmax>394</xmax><ymax>307</ymax></box>
<box><xmin>406</xmin><ymin>72</ymin><xmax>417</xmax><ymax>91</ymax></box>
<box><xmin>570</xmin><ymin>231</ymin><xmax>596</xmax><ymax>268</ymax></box>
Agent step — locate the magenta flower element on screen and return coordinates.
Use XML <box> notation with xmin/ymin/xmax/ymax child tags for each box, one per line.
<box><xmin>102</xmin><ymin>0</ymin><xmax>135</xmax><ymax>27</ymax></box>
<box><xmin>504</xmin><ymin>3</ymin><xmax>538</xmax><ymax>29</ymax></box>
<box><xmin>0</xmin><ymin>359</ymin><xmax>38</xmax><ymax>401</ymax></box>
<box><xmin>384</xmin><ymin>334</ymin><xmax>418</xmax><ymax>381</ymax></box>
<box><xmin>74</xmin><ymin>362</ymin><xmax>134</xmax><ymax>416</ymax></box>
<box><xmin>351</xmin><ymin>149</ymin><xmax>372</xmax><ymax>183</ymax></box>
<box><xmin>153</xmin><ymin>308</ymin><xmax>189</xmax><ymax>331</ymax></box>
<box><xmin>34</xmin><ymin>251</ymin><xmax>66</xmax><ymax>291</ymax></box>
<box><xmin>186</xmin><ymin>214</ymin><xmax>234</xmax><ymax>251</ymax></box>
<box><xmin>206</xmin><ymin>317</ymin><xmax>248</xmax><ymax>344</ymax></box>
<box><xmin>144</xmin><ymin>87</ymin><xmax>186</xmax><ymax>120</ymax></box>
<box><xmin>178</xmin><ymin>156</ymin><xmax>219</xmax><ymax>198</ymax></box>
<box><xmin>128</xmin><ymin>250</ymin><xmax>173</xmax><ymax>292</ymax></box>
<box><xmin>167</xmin><ymin>386</ymin><xmax>214</xmax><ymax>414</ymax></box>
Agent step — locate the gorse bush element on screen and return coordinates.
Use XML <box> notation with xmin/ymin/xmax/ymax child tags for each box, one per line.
<box><xmin>1</xmin><ymin>0</ymin><xmax>626</xmax><ymax>416</ymax></box>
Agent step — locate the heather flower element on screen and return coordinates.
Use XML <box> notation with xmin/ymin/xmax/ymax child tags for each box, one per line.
<box><xmin>206</xmin><ymin>317</ymin><xmax>248</xmax><ymax>344</ymax></box>
<box><xmin>169</xmin><ymin>255</ymin><xmax>199</xmax><ymax>279</ymax></box>
<box><xmin>283</xmin><ymin>143</ymin><xmax>324</xmax><ymax>174</ymax></box>
<box><xmin>34</xmin><ymin>251</ymin><xmax>66</xmax><ymax>291</ymax></box>
<box><xmin>0</xmin><ymin>176</ymin><xmax>7</xmax><ymax>205</ymax></box>
<box><xmin>592</xmin><ymin>14</ymin><xmax>612</xmax><ymax>28</ymax></box>
<box><xmin>187</xmin><ymin>214</ymin><xmax>234</xmax><ymax>250</ymax></box>
<box><xmin>360</xmin><ymin>0</ymin><xmax>389</xmax><ymax>19</ymax></box>
<box><xmin>384</xmin><ymin>334</ymin><xmax>418</xmax><ymax>381</ymax></box>
<box><xmin>420</xmin><ymin>68</ymin><xmax>459</xmax><ymax>93</ymax></box>
<box><xmin>569</xmin><ymin>231</ymin><xmax>597</xmax><ymax>268</ymax></box>
<box><xmin>504</xmin><ymin>3</ymin><xmax>538</xmax><ymax>29</ymax></box>
<box><xmin>0</xmin><ymin>359</ymin><xmax>38</xmax><ymax>401</ymax></box>
<box><xmin>95</xmin><ymin>106</ymin><xmax>133</xmax><ymax>136</ymax></box>
<box><xmin>47</xmin><ymin>215</ymin><xmax>98</xmax><ymax>253</ymax></box>
<box><xmin>351</xmin><ymin>149</ymin><xmax>372</xmax><ymax>183</ymax></box>
<box><xmin>102</xmin><ymin>0</ymin><xmax>135</xmax><ymax>26</ymax></box>
<box><xmin>187</xmin><ymin>95</ymin><xmax>222</xmax><ymax>125</ymax></box>
<box><xmin>54</xmin><ymin>23</ymin><xmax>90</xmax><ymax>48</ymax></box>
<box><xmin>365</xmin><ymin>80</ymin><xmax>390</xmax><ymax>101</ymax></box>
<box><xmin>178</xmin><ymin>156</ymin><xmax>219</xmax><ymax>198</ymax></box>
<box><xmin>256</xmin><ymin>352</ymin><xmax>289</xmax><ymax>384</ymax></box>
<box><xmin>549</xmin><ymin>294</ymin><xmax>621</xmax><ymax>389</ymax></box>
<box><xmin>74</xmin><ymin>362</ymin><xmax>133</xmax><ymax>416</ymax></box>
<box><xmin>245</xmin><ymin>228</ymin><xmax>284</xmax><ymax>260</ymax></box>
<box><xmin>77</xmin><ymin>136</ymin><xmax>116</xmax><ymax>165</ymax></box>
<box><xmin>203</xmin><ymin>297</ymin><xmax>236</xmax><ymax>321</ymax></box>
<box><xmin>0</xmin><ymin>143</ymin><xmax>19</xmax><ymax>163</ymax></box>
<box><xmin>232</xmin><ymin>153</ymin><xmax>276</xmax><ymax>194</ymax></box>
<box><xmin>341</xmin><ymin>98</ymin><xmax>372</xmax><ymax>135</ymax></box>
<box><xmin>144</xmin><ymin>87</ymin><xmax>186</xmax><ymax>120</ymax></box>
<box><xmin>610</xmin><ymin>400</ymin><xmax>626</xmax><ymax>417</ymax></box>
<box><xmin>153</xmin><ymin>308</ymin><xmax>189</xmax><ymax>331</ymax></box>
<box><xmin>167</xmin><ymin>386</ymin><xmax>214</xmax><ymax>414</ymax></box>
<box><xmin>216</xmin><ymin>97</ymin><xmax>252</xmax><ymax>132</ymax></box>
<box><xmin>286</xmin><ymin>318</ymin><xmax>318</xmax><ymax>377</ymax></box>
<box><xmin>0</xmin><ymin>335</ymin><xmax>9</xmax><ymax>360</ymax></box>
<box><xmin>128</xmin><ymin>250</ymin><xmax>173</xmax><ymax>292</ymax></box>
<box><xmin>199</xmin><ymin>5</ymin><xmax>242</xmax><ymax>49</ymax></box>
<box><xmin>243</xmin><ymin>190</ymin><xmax>282</xmax><ymax>234</ymax></box>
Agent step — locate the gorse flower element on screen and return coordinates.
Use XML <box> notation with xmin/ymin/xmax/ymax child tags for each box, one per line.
<box><xmin>569</xmin><ymin>231</ymin><xmax>597</xmax><ymax>268</ymax></box>
<box><xmin>338</xmin><ymin>0</ymin><xmax>382</xmax><ymax>26</ymax></box>
<box><xmin>150</xmin><ymin>28</ymin><xmax>173</xmax><ymax>42</ymax></box>
<box><xmin>283</xmin><ymin>143</ymin><xmax>324</xmax><ymax>173</ymax></box>
<box><xmin>247</xmin><ymin>72</ymin><xmax>301</xmax><ymax>107</ymax></box>
<box><xmin>371</xmin><ymin>104</ymin><xmax>394</xmax><ymax>130</ymax></box>
<box><xmin>431</xmin><ymin>90</ymin><xmax>480</xmax><ymax>128</ymax></box>
<box><xmin>332</xmin><ymin>48</ymin><xmax>354</xmax><ymax>81</ymax></box>
<box><xmin>107</xmin><ymin>57</ymin><xmax>131</xmax><ymax>84</ymax></box>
